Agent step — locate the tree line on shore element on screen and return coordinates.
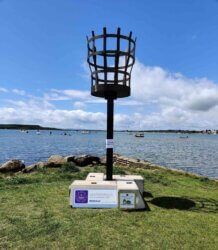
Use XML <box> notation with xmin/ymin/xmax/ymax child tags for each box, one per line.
<box><xmin>0</xmin><ymin>124</ymin><xmax>217</xmax><ymax>134</ymax></box>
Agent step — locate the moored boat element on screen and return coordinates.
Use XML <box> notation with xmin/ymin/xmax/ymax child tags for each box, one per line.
<box><xmin>135</xmin><ymin>133</ymin><xmax>144</xmax><ymax>138</ymax></box>
<box><xmin>81</xmin><ymin>130</ymin><xmax>90</xmax><ymax>134</ymax></box>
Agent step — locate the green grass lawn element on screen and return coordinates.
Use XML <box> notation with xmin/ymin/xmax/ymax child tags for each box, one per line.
<box><xmin>0</xmin><ymin>164</ymin><xmax>217</xmax><ymax>249</ymax></box>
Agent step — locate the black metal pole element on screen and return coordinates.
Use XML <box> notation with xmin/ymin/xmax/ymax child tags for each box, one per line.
<box><xmin>106</xmin><ymin>98</ymin><xmax>114</xmax><ymax>180</ymax></box>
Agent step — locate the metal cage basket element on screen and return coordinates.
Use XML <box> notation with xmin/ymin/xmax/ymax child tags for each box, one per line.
<box><xmin>87</xmin><ymin>27</ymin><xmax>136</xmax><ymax>99</ymax></box>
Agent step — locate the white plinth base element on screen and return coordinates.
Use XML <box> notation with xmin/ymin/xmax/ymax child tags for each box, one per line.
<box><xmin>69</xmin><ymin>173</ymin><xmax>146</xmax><ymax>210</ymax></box>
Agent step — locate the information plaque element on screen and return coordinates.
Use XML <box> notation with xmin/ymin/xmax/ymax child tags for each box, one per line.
<box><xmin>73</xmin><ymin>189</ymin><xmax>117</xmax><ymax>208</ymax></box>
<box><xmin>119</xmin><ymin>193</ymin><xmax>136</xmax><ymax>209</ymax></box>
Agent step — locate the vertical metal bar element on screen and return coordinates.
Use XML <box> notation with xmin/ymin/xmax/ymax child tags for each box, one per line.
<box><xmin>92</xmin><ymin>31</ymin><xmax>98</xmax><ymax>84</ymax></box>
<box><xmin>129</xmin><ymin>37</ymin><xmax>136</xmax><ymax>80</ymax></box>
<box><xmin>103</xmin><ymin>27</ymin><xmax>107</xmax><ymax>84</ymax></box>
<box><xmin>106</xmin><ymin>98</ymin><xmax>114</xmax><ymax>180</ymax></box>
<box><xmin>114</xmin><ymin>27</ymin><xmax>120</xmax><ymax>84</ymax></box>
<box><xmin>86</xmin><ymin>36</ymin><xmax>93</xmax><ymax>86</ymax></box>
<box><xmin>123</xmin><ymin>32</ymin><xmax>132</xmax><ymax>86</ymax></box>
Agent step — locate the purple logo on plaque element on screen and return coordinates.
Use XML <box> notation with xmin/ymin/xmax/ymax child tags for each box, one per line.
<box><xmin>75</xmin><ymin>190</ymin><xmax>88</xmax><ymax>203</ymax></box>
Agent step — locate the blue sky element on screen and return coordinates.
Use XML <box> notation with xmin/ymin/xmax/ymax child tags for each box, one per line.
<box><xmin>0</xmin><ymin>0</ymin><xmax>218</xmax><ymax>129</ymax></box>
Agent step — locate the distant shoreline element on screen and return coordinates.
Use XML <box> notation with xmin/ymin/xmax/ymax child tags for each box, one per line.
<box><xmin>0</xmin><ymin>124</ymin><xmax>217</xmax><ymax>134</ymax></box>
<box><xmin>0</xmin><ymin>124</ymin><xmax>60</xmax><ymax>130</ymax></box>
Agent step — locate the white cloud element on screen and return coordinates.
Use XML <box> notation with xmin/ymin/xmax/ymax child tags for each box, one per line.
<box><xmin>117</xmin><ymin>100</ymin><xmax>144</xmax><ymax>106</ymax></box>
<box><xmin>131</xmin><ymin>60</ymin><xmax>218</xmax><ymax>113</ymax></box>
<box><xmin>0</xmin><ymin>87</ymin><xmax>8</xmax><ymax>93</ymax></box>
<box><xmin>0</xmin><ymin>60</ymin><xmax>218</xmax><ymax>129</ymax></box>
<box><xmin>12</xmin><ymin>89</ymin><xmax>26</xmax><ymax>95</ymax></box>
<box><xmin>128</xmin><ymin>60</ymin><xmax>218</xmax><ymax>129</ymax></box>
<box><xmin>44</xmin><ymin>88</ymin><xmax>144</xmax><ymax>107</ymax></box>
<box><xmin>73</xmin><ymin>101</ymin><xmax>86</xmax><ymax>110</ymax></box>
<box><xmin>0</xmin><ymin>99</ymin><xmax>105</xmax><ymax>129</ymax></box>
<box><xmin>45</xmin><ymin>89</ymin><xmax>90</xmax><ymax>101</ymax></box>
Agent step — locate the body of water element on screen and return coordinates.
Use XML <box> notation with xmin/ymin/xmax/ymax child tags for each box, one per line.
<box><xmin>0</xmin><ymin>130</ymin><xmax>217</xmax><ymax>179</ymax></box>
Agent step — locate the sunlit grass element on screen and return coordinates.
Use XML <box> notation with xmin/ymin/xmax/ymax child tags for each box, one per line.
<box><xmin>0</xmin><ymin>165</ymin><xmax>217</xmax><ymax>249</ymax></box>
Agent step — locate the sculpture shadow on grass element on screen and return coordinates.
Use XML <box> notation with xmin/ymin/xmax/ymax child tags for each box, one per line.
<box><xmin>150</xmin><ymin>196</ymin><xmax>196</xmax><ymax>210</ymax></box>
<box><xmin>192</xmin><ymin>197</ymin><xmax>218</xmax><ymax>213</ymax></box>
<box><xmin>150</xmin><ymin>196</ymin><xmax>218</xmax><ymax>213</ymax></box>
<box><xmin>143</xmin><ymin>191</ymin><xmax>153</xmax><ymax>199</ymax></box>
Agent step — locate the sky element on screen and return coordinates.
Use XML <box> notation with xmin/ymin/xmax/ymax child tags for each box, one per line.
<box><xmin>0</xmin><ymin>0</ymin><xmax>218</xmax><ymax>130</ymax></box>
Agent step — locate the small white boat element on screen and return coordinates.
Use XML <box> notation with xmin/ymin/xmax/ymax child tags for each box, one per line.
<box><xmin>81</xmin><ymin>130</ymin><xmax>90</xmax><ymax>134</ymax></box>
<box><xmin>36</xmin><ymin>131</ymin><xmax>41</xmax><ymax>135</ymax></box>
<box><xmin>135</xmin><ymin>133</ymin><xmax>144</xmax><ymax>138</ymax></box>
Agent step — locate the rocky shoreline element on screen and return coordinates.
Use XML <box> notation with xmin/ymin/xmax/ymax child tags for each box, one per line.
<box><xmin>0</xmin><ymin>153</ymin><xmax>216</xmax><ymax>180</ymax></box>
<box><xmin>0</xmin><ymin>154</ymin><xmax>101</xmax><ymax>174</ymax></box>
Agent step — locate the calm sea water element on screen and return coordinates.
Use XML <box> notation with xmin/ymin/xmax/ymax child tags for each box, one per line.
<box><xmin>0</xmin><ymin>130</ymin><xmax>217</xmax><ymax>179</ymax></box>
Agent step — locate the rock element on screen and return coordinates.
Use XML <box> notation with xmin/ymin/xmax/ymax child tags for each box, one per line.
<box><xmin>73</xmin><ymin>155</ymin><xmax>100</xmax><ymax>167</ymax></box>
<box><xmin>100</xmin><ymin>156</ymin><xmax>106</xmax><ymax>165</ymax></box>
<box><xmin>37</xmin><ymin>161</ymin><xmax>50</xmax><ymax>169</ymax></box>
<box><xmin>22</xmin><ymin>161</ymin><xmax>55</xmax><ymax>173</ymax></box>
<box><xmin>64</xmin><ymin>155</ymin><xmax>75</xmax><ymax>163</ymax></box>
<box><xmin>113</xmin><ymin>155</ymin><xmax>151</xmax><ymax>169</ymax></box>
<box><xmin>47</xmin><ymin>155</ymin><xmax>66</xmax><ymax>167</ymax></box>
<box><xmin>100</xmin><ymin>154</ymin><xmax>120</xmax><ymax>165</ymax></box>
<box><xmin>22</xmin><ymin>164</ymin><xmax>38</xmax><ymax>173</ymax></box>
<box><xmin>0</xmin><ymin>160</ymin><xmax>25</xmax><ymax>173</ymax></box>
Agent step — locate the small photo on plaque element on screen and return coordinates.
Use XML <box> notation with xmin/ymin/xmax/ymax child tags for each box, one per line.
<box><xmin>119</xmin><ymin>192</ymin><xmax>135</xmax><ymax>209</ymax></box>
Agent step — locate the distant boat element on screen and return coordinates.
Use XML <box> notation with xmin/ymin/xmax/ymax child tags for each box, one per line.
<box><xmin>135</xmin><ymin>133</ymin><xmax>144</xmax><ymax>138</ymax></box>
<box><xmin>36</xmin><ymin>131</ymin><xmax>41</xmax><ymax>135</ymax></box>
<box><xmin>179</xmin><ymin>136</ymin><xmax>189</xmax><ymax>139</ymax></box>
<box><xmin>81</xmin><ymin>131</ymin><xmax>90</xmax><ymax>134</ymax></box>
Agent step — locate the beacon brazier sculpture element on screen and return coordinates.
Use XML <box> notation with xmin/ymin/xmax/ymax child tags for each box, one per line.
<box><xmin>69</xmin><ymin>28</ymin><xmax>146</xmax><ymax>210</ymax></box>
<box><xmin>87</xmin><ymin>27</ymin><xmax>136</xmax><ymax>180</ymax></box>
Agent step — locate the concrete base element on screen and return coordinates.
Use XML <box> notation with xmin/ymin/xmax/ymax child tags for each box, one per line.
<box><xmin>86</xmin><ymin>173</ymin><xmax>105</xmax><ymax>181</ymax></box>
<box><xmin>69</xmin><ymin>173</ymin><xmax>146</xmax><ymax>210</ymax></box>
<box><xmin>109</xmin><ymin>175</ymin><xmax>144</xmax><ymax>194</ymax></box>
